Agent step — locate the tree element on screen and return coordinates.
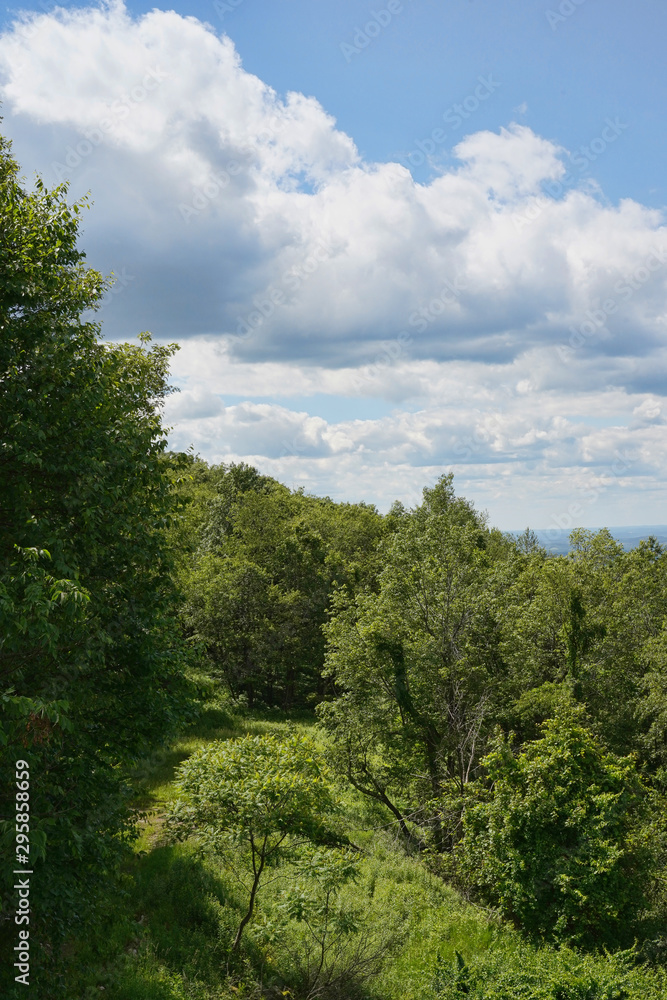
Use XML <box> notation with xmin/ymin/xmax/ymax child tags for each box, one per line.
<box><xmin>319</xmin><ymin>475</ymin><xmax>508</xmax><ymax>851</ymax></box>
<box><xmin>492</xmin><ymin>532</ymin><xmax>619</xmax><ymax>744</ymax></box>
<box><xmin>171</xmin><ymin>733</ymin><xmax>336</xmax><ymax>952</ymax></box>
<box><xmin>0</xmin><ymin>127</ymin><xmax>194</xmax><ymax>984</ymax></box>
<box><xmin>497</xmin><ymin>528</ymin><xmax>667</xmax><ymax>765</ymax></box>
<box><xmin>589</xmin><ymin>535</ymin><xmax>667</xmax><ymax>763</ymax></box>
<box><xmin>458</xmin><ymin>709</ymin><xmax>654</xmax><ymax>949</ymax></box>
<box><xmin>176</xmin><ymin>462</ymin><xmax>384</xmax><ymax>708</ymax></box>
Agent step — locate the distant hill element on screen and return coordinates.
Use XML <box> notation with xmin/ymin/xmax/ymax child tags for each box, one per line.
<box><xmin>528</xmin><ymin>526</ymin><xmax>667</xmax><ymax>556</ymax></box>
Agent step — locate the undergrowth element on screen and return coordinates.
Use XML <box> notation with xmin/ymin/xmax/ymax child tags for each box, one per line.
<box><xmin>55</xmin><ymin>695</ymin><xmax>667</xmax><ymax>1000</ymax></box>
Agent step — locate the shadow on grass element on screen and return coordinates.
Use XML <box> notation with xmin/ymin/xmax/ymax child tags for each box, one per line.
<box><xmin>131</xmin><ymin>704</ymin><xmax>242</xmax><ymax>809</ymax></box>
<box><xmin>107</xmin><ymin>843</ymin><xmax>241</xmax><ymax>999</ymax></box>
<box><xmin>183</xmin><ymin>703</ymin><xmax>240</xmax><ymax>741</ymax></box>
<box><xmin>107</xmin><ymin>840</ymin><xmax>335</xmax><ymax>1000</ymax></box>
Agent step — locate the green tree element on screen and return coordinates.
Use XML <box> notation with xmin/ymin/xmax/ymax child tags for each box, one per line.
<box><xmin>590</xmin><ymin>536</ymin><xmax>667</xmax><ymax>763</ymax></box>
<box><xmin>492</xmin><ymin>532</ymin><xmax>619</xmax><ymax>744</ymax></box>
<box><xmin>637</xmin><ymin>627</ymin><xmax>667</xmax><ymax>788</ymax></box>
<box><xmin>319</xmin><ymin>475</ymin><xmax>509</xmax><ymax>850</ymax></box>
<box><xmin>172</xmin><ymin>733</ymin><xmax>336</xmax><ymax>952</ymax></box>
<box><xmin>497</xmin><ymin>528</ymin><xmax>667</xmax><ymax>767</ymax></box>
<box><xmin>177</xmin><ymin>463</ymin><xmax>383</xmax><ymax>708</ymax></box>
<box><xmin>0</xmin><ymin>128</ymin><xmax>194</xmax><ymax>984</ymax></box>
<box><xmin>458</xmin><ymin>709</ymin><xmax>654</xmax><ymax>949</ymax></box>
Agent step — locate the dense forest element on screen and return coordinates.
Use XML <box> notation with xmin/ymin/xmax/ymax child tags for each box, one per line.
<box><xmin>2</xmin><ymin>129</ymin><xmax>667</xmax><ymax>999</ymax></box>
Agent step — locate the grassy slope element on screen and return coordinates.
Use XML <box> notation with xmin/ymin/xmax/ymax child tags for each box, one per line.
<box><xmin>65</xmin><ymin>697</ymin><xmax>666</xmax><ymax>1000</ymax></box>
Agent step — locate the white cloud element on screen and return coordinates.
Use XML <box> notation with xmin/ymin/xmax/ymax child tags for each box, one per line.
<box><xmin>2</xmin><ymin>2</ymin><xmax>667</xmax><ymax>526</ymax></box>
<box><xmin>163</xmin><ymin>343</ymin><xmax>667</xmax><ymax>524</ymax></box>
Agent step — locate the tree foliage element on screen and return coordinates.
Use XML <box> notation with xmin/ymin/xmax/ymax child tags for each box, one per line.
<box><xmin>319</xmin><ymin>474</ymin><xmax>511</xmax><ymax>849</ymax></box>
<box><xmin>172</xmin><ymin>732</ymin><xmax>336</xmax><ymax>950</ymax></box>
<box><xmin>458</xmin><ymin>710</ymin><xmax>654</xmax><ymax>949</ymax></box>
<box><xmin>174</xmin><ymin>459</ymin><xmax>384</xmax><ymax>708</ymax></box>
<box><xmin>316</xmin><ymin>479</ymin><xmax>667</xmax><ymax>949</ymax></box>
<box><xmin>0</xmin><ymin>128</ymin><xmax>194</xmax><ymax>973</ymax></box>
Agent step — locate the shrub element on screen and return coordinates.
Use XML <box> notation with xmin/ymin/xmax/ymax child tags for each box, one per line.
<box><xmin>458</xmin><ymin>709</ymin><xmax>654</xmax><ymax>949</ymax></box>
<box><xmin>434</xmin><ymin>943</ymin><xmax>667</xmax><ymax>999</ymax></box>
<box><xmin>171</xmin><ymin>732</ymin><xmax>336</xmax><ymax>952</ymax></box>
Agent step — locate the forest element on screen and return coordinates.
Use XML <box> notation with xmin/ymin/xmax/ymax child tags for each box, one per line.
<box><xmin>1</xmin><ymin>128</ymin><xmax>667</xmax><ymax>999</ymax></box>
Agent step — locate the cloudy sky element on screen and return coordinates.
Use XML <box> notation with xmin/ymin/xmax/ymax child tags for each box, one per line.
<box><xmin>1</xmin><ymin>0</ymin><xmax>666</xmax><ymax>529</ymax></box>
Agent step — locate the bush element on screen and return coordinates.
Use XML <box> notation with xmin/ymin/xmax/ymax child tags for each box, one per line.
<box><xmin>268</xmin><ymin>848</ymin><xmax>393</xmax><ymax>1000</ymax></box>
<box><xmin>171</xmin><ymin>732</ymin><xmax>336</xmax><ymax>952</ymax></box>
<box><xmin>434</xmin><ymin>943</ymin><xmax>667</xmax><ymax>999</ymax></box>
<box><xmin>458</xmin><ymin>709</ymin><xmax>654</xmax><ymax>949</ymax></box>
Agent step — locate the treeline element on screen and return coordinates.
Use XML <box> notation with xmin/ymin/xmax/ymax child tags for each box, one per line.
<box><xmin>0</xmin><ymin>130</ymin><xmax>196</xmax><ymax>994</ymax></box>
<box><xmin>174</xmin><ymin>459</ymin><xmax>667</xmax><ymax>951</ymax></box>
<box><xmin>174</xmin><ymin>457</ymin><xmax>667</xmax><ymax>786</ymax></box>
<box><xmin>170</xmin><ymin>457</ymin><xmax>385</xmax><ymax>708</ymax></box>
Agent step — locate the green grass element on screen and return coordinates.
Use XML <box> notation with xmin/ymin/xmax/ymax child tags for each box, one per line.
<box><xmin>58</xmin><ymin>694</ymin><xmax>667</xmax><ymax>1000</ymax></box>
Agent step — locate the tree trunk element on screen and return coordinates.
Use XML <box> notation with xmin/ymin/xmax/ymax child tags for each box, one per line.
<box><xmin>232</xmin><ymin>847</ymin><xmax>265</xmax><ymax>952</ymax></box>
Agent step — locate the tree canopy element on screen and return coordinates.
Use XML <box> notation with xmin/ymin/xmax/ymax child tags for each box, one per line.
<box><xmin>0</xmin><ymin>128</ymin><xmax>195</xmax><ymax>968</ymax></box>
<box><xmin>172</xmin><ymin>732</ymin><xmax>336</xmax><ymax>950</ymax></box>
<box><xmin>459</xmin><ymin>709</ymin><xmax>653</xmax><ymax>949</ymax></box>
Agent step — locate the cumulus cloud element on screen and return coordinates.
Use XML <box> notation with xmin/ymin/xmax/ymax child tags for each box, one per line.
<box><xmin>2</xmin><ymin>1</ymin><xmax>666</xmax><ymax>525</ymax></box>
<box><xmin>2</xmin><ymin>2</ymin><xmax>666</xmax><ymax>374</ymax></box>
<box><xmin>162</xmin><ymin>338</ymin><xmax>666</xmax><ymax>521</ymax></box>
<box><xmin>163</xmin><ymin>368</ymin><xmax>667</xmax><ymax>526</ymax></box>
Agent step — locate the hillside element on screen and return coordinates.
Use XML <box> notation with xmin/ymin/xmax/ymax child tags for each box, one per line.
<box><xmin>57</xmin><ymin>698</ymin><xmax>667</xmax><ymax>1000</ymax></box>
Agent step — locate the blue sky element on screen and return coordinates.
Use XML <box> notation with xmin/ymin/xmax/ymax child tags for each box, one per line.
<box><xmin>199</xmin><ymin>0</ymin><xmax>667</xmax><ymax>206</ymax></box>
<box><xmin>1</xmin><ymin>0</ymin><xmax>666</xmax><ymax>528</ymax></box>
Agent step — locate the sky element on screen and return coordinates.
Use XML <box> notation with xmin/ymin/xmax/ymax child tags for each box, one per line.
<box><xmin>1</xmin><ymin>0</ymin><xmax>666</xmax><ymax>530</ymax></box>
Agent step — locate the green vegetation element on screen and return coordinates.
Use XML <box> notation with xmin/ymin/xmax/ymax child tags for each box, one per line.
<box><xmin>171</xmin><ymin>732</ymin><xmax>337</xmax><ymax>951</ymax></box>
<box><xmin>174</xmin><ymin>458</ymin><xmax>383</xmax><ymax>709</ymax></box>
<box><xmin>458</xmin><ymin>708</ymin><xmax>654</xmax><ymax>949</ymax></box>
<box><xmin>2</xmin><ymin>129</ymin><xmax>667</xmax><ymax>998</ymax></box>
<box><xmin>0</xmin><ymin>127</ymin><xmax>195</xmax><ymax>989</ymax></box>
